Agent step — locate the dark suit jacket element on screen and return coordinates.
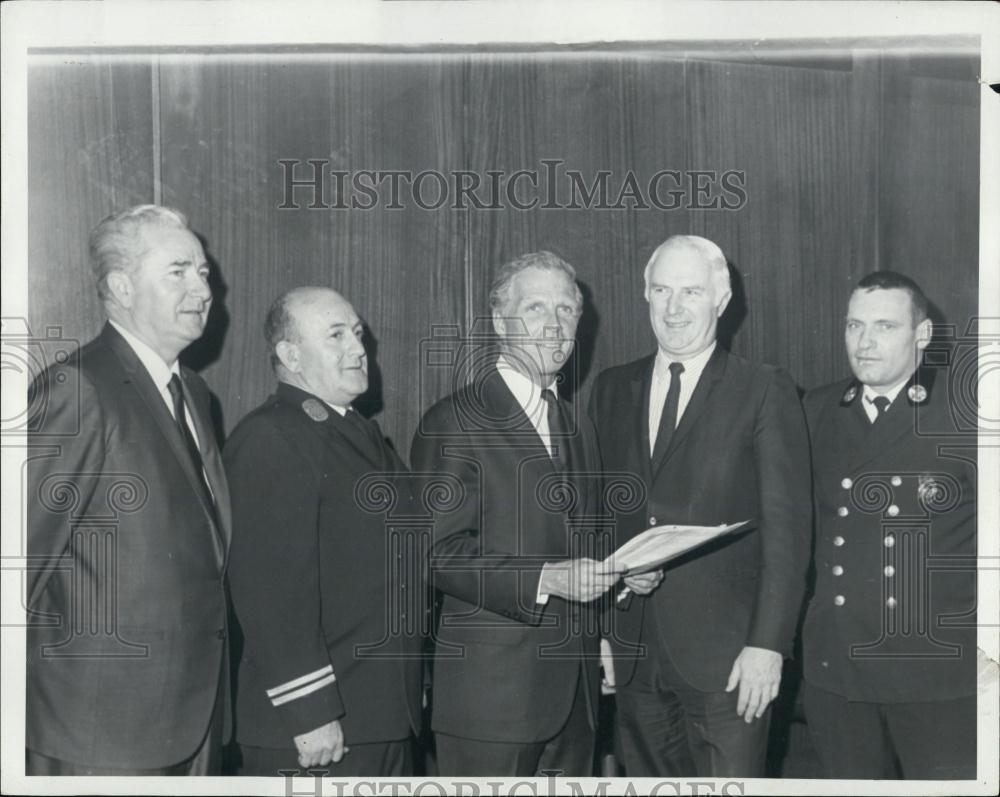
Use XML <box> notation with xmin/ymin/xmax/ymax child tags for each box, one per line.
<box><xmin>589</xmin><ymin>347</ymin><xmax>811</xmax><ymax>692</ymax></box>
<box><xmin>802</xmin><ymin>373</ymin><xmax>977</xmax><ymax>703</ymax></box>
<box><xmin>26</xmin><ymin>322</ymin><xmax>231</xmax><ymax>769</ymax></box>
<box><xmin>224</xmin><ymin>382</ymin><xmax>422</xmax><ymax>749</ymax></box>
<box><xmin>410</xmin><ymin>367</ymin><xmax>604</xmax><ymax>744</ymax></box>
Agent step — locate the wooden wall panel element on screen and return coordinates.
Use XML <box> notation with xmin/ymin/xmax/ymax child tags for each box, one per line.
<box><xmin>26</xmin><ymin>46</ymin><xmax>980</xmax><ymax>451</ymax></box>
<box><xmin>463</xmin><ymin>55</ymin><xmax>690</xmax><ymax>401</ymax></box>
<box><xmin>879</xmin><ymin>55</ymin><xmax>980</xmax><ymax>337</ymax></box>
<box><xmin>27</xmin><ymin>57</ymin><xmax>154</xmax><ymax>345</ymax></box>
<box><xmin>686</xmin><ymin>58</ymin><xmax>857</xmax><ymax>390</ymax></box>
<box><xmin>158</xmin><ymin>56</ymin><xmax>467</xmax><ymax>452</ymax></box>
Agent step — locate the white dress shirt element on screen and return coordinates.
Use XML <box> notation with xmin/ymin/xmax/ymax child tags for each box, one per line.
<box><xmin>109</xmin><ymin>320</ymin><xmax>202</xmax><ymax>449</ymax></box>
<box><xmin>648</xmin><ymin>342</ymin><xmax>716</xmax><ymax>455</ymax></box>
<box><xmin>496</xmin><ymin>355</ymin><xmax>559</xmax><ymax>456</ymax></box>
<box><xmin>861</xmin><ymin>378</ymin><xmax>909</xmax><ymax>423</ymax></box>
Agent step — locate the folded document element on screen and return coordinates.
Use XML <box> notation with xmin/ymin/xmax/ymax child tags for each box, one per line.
<box><xmin>604</xmin><ymin>521</ymin><xmax>750</xmax><ymax>574</ymax></box>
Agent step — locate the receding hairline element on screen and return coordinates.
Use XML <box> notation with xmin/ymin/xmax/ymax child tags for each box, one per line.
<box><xmin>643</xmin><ymin>235</ymin><xmax>730</xmax><ymax>290</ymax></box>
<box><xmin>848</xmin><ymin>284</ymin><xmax>929</xmax><ymax>327</ymax></box>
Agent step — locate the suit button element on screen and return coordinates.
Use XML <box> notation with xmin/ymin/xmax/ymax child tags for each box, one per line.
<box><xmin>216</xmin><ymin>629</ymin><xmax>226</xmax><ymax>640</ymax></box>
<box><xmin>821</xmin><ymin>660</ymin><xmax>829</xmax><ymax>668</ymax></box>
<box><xmin>884</xmin><ymin>535</ymin><xmax>895</xmax><ymax>548</ymax></box>
<box><xmin>841</xmin><ymin>478</ymin><xmax>853</xmax><ymax>489</ymax></box>
<box><xmin>887</xmin><ymin>504</ymin><xmax>900</xmax><ymax>517</ymax></box>
<box><xmin>837</xmin><ymin>506</ymin><xmax>849</xmax><ymax>517</ymax></box>
<box><xmin>833</xmin><ymin>536</ymin><xmax>845</xmax><ymax>547</ymax></box>
<box><xmin>884</xmin><ymin>565</ymin><xmax>895</xmax><ymax>577</ymax></box>
<box><xmin>886</xmin><ymin>597</ymin><xmax>897</xmax><ymax>609</ymax></box>
<box><xmin>891</xmin><ymin>475</ymin><xmax>902</xmax><ymax>487</ymax></box>
<box><xmin>649</xmin><ymin>516</ymin><xmax>657</xmax><ymax>526</ymax></box>
<box><xmin>834</xmin><ymin>595</ymin><xmax>846</xmax><ymax>606</ymax></box>
<box><xmin>832</xmin><ymin>565</ymin><xmax>844</xmax><ymax>576</ymax></box>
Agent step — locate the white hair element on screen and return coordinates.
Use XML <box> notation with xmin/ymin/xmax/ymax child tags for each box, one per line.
<box><xmin>642</xmin><ymin>235</ymin><xmax>731</xmax><ymax>297</ymax></box>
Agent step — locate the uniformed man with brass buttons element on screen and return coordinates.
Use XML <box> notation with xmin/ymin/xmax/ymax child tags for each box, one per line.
<box><xmin>802</xmin><ymin>271</ymin><xmax>976</xmax><ymax>779</ymax></box>
<box><xmin>224</xmin><ymin>287</ymin><xmax>422</xmax><ymax>776</ymax></box>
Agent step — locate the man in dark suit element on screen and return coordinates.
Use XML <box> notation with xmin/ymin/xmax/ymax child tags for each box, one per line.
<box><xmin>25</xmin><ymin>205</ymin><xmax>231</xmax><ymax>775</ymax></box>
<box><xmin>801</xmin><ymin>271</ymin><xmax>977</xmax><ymax>779</ymax></box>
<box><xmin>590</xmin><ymin>235</ymin><xmax>811</xmax><ymax>777</ymax></box>
<box><xmin>410</xmin><ymin>251</ymin><xmax>643</xmax><ymax>776</ymax></box>
<box><xmin>224</xmin><ymin>287</ymin><xmax>422</xmax><ymax>776</ymax></box>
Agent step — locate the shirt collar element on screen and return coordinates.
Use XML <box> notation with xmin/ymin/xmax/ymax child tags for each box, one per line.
<box><xmin>109</xmin><ymin>319</ymin><xmax>179</xmax><ymax>391</ymax></box>
<box><xmin>323</xmin><ymin>400</ymin><xmax>350</xmax><ymax>417</ymax></box>
<box><xmin>863</xmin><ymin>377</ymin><xmax>910</xmax><ymax>407</ymax></box>
<box><xmin>654</xmin><ymin>341</ymin><xmax>716</xmax><ymax>381</ymax></box>
<box><xmin>496</xmin><ymin>355</ymin><xmax>558</xmax><ymax>415</ymax></box>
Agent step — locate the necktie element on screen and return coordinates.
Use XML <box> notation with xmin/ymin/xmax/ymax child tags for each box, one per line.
<box><xmin>540</xmin><ymin>388</ymin><xmax>570</xmax><ymax>470</ymax></box>
<box><xmin>870</xmin><ymin>395</ymin><xmax>891</xmax><ymax>423</ymax></box>
<box><xmin>651</xmin><ymin>361</ymin><xmax>685</xmax><ymax>464</ymax></box>
<box><xmin>167</xmin><ymin>374</ymin><xmax>215</xmax><ymax>510</ymax></box>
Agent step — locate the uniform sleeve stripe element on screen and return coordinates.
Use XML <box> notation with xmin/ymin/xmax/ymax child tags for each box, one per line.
<box><xmin>266</xmin><ymin>664</ymin><xmax>334</xmax><ymax>699</ymax></box>
<box><xmin>270</xmin><ymin>672</ymin><xmax>337</xmax><ymax>707</ymax></box>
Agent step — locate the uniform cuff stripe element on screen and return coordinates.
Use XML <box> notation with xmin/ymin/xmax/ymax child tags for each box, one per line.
<box><xmin>270</xmin><ymin>673</ymin><xmax>337</xmax><ymax>707</ymax></box>
<box><xmin>266</xmin><ymin>664</ymin><xmax>334</xmax><ymax>699</ymax></box>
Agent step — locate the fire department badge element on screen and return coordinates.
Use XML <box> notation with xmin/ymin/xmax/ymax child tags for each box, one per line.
<box><xmin>302</xmin><ymin>398</ymin><xmax>329</xmax><ymax>422</ymax></box>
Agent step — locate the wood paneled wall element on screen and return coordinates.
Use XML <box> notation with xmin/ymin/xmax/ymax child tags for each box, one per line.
<box><xmin>27</xmin><ymin>46</ymin><xmax>980</xmax><ymax>457</ymax></box>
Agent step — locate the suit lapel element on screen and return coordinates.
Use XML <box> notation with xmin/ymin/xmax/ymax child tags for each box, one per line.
<box><xmin>632</xmin><ymin>358</ymin><xmax>654</xmax><ymax>486</ymax></box>
<box><xmin>482</xmin><ymin>367</ymin><xmax>558</xmax><ymax>473</ymax></box>
<box><xmin>652</xmin><ymin>347</ymin><xmax>727</xmax><ymax>480</ymax></box>
<box><xmin>180</xmin><ymin>370</ymin><xmax>231</xmax><ymax>562</ymax></box>
<box><xmin>103</xmin><ymin>325</ymin><xmax>226</xmax><ymax>566</ymax></box>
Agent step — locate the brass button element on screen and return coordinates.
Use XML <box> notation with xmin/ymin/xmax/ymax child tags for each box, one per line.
<box><xmin>832</xmin><ymin>565</ymin><xmax>844</xmax><ymax>576</ymax></box>
<box><xmin>833</xmin><ymin>536</ymin><xmax>845</xmax><ymax>547</ymax></box>
<box><xmin>841</xmin><ymin>478</ymin><xmax>853</xmax><ymax>490</ymax></box>
<box><xmin>887</xmin><ymin>504</ymin><xmax>900</xmax><ymax>517</ymax></box>
<box><xmin>837</xmin><ymin>506</ymin><xmax>849</xmax><ymax>517</ymax></box>
<box><xmin>886</xmin><ymin>597</ymin><xmax>897</xmax><ymax>609</ymax></box>
<box><xmin>884</xmin><ymin>535</ymin><xmax>895</xmax><ymax>548</ymax></box>
<box><xmin>649</xmin><ymin>516</ymin><xmax>657</xmax><ymax>526</ymax></box>
<box><xmin>884</xmin><ymin>565</ymin><xmax>895</xmax><ymax>577</ymax></box>
<box><xmin>834</xmin><ymin>595</ymin><xmax>846</xmax><ymax>606</ymax></box>
<box><xmin>891</xmin><ymin>475</ymin><xmax>902</xmax><ymax>487</ymax></box>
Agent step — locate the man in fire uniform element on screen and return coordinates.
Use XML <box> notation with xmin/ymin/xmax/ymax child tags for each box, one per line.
<box><xmin>802</xmin><ymin>271</ymin><xmax>977</xmax><ymax>779</ymax></box>
<box><xmin>225</xmin><ymin>287</ymin><xmax>422</xmax><ymax>776</ymax></box>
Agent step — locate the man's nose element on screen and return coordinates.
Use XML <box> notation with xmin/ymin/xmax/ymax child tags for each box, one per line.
<box><xmin>187</xmin><ymin>270</ymin><xmax>212</xmax><ymax>301</ymax></box>
<box><xmin>665</xmin><ymin>292</ymin><xmax>682</xmax><ymax>315</ymax></box>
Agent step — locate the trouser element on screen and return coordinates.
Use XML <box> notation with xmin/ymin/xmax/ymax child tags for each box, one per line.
<box><xmin>803</xmin><ymin>680</ymin><xmax>976</xmax><ymax>780</ymax></box>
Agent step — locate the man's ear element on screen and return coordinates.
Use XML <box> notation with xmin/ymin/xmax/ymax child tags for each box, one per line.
<box><xmin>275</xmin><ymin>340</ymin><xmax>299</xmax><ymax>373</ymax></box>
<box><xmin>915</xmin><ymin>318</ymin><xmax>933</xmax><ymax>351</ymax></box>
<box><xmin>715</xmin><ymin>289</ymin><xmax>732</xmax><ymax>318</ymax></box>
<box><xmin>106</xmin><ymin>270</ymin><xmax>133</xmax><ymax>309</ymax></box>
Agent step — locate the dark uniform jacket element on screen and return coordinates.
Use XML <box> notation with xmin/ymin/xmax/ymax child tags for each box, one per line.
<box><xmin>589</xmin><ymin>348</ymin><xmax>812</xmax><ymax>691</ymax></box>
<box><xmin>26</xmin><ymin>323</ymin><xmax>231</xmax><ymax>769</ymax></box>
<box><xmin>224</xmin><ymin>382</ymin><xmax>422</xmax><ymax>750</ymax></box>
<box><xmin>410</xmin><ymin>367</ymin><xmax>604</xmax><ymax>744</ymax></box>
<box><xmin>802</xmin><ymin>371</ymin><xmax>977</xmax><ymax>703</ymax></box>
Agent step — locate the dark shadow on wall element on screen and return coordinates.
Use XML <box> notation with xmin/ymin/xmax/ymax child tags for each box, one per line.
<box><xmin>180</xmin><ymin>233</ymin><xmax>230</xmax><ymax>446</ymax></box>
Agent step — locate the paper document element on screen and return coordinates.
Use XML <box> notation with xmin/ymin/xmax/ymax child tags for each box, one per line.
<box><xmin>603</xmin><ymin>521</ymin><xmax>750</xmax><ymax>574</ymax></box>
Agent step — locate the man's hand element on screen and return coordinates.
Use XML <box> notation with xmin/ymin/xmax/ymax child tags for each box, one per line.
<box><xmin>724</xmin><ymin>646</ymin><xmax>782</xmax><ymax>723</ymax></box>
<box><xmin>539</xmin><ymin>558</ymin><xmax>622</xmax><ymax>602</ymax></box>
<box><xmin>623</xmin><ymin>569</ymin><xmax>664</xmax><ymax>595</ymax></box>
<box><xmin>294</xmin><ymin>720</ymin><xmax>347</xmax><ymax>768</ymax></box>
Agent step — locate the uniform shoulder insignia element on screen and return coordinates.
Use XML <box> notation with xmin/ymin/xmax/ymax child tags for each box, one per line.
<box><xmin>841</xmin><ymin>384</ymin><xmax>858</xmax><ymax>405</ymax></box>
<box><xmin>907</xmin><ymin>384</ymin><xmax>927</xmax><ymax>404</ymax></box>
<box><xmin>301</xmin><ymin>398</ymin><xmax>329</xmax><ymax>422</ymax></box>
